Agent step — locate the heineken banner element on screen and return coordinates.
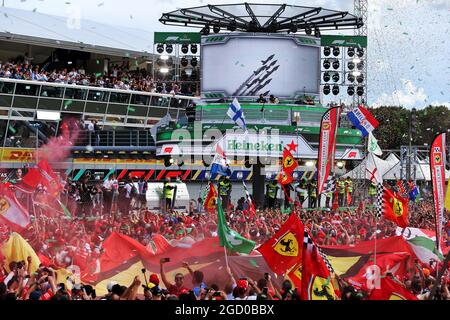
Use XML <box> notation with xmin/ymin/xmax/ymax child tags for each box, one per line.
<box><xmin>317</xmin><ymin>107</ymin><xmax>341</xmax><ymax>195</ymax></box>
<box><xmin>430</xmin><ymin>133</ymin><xmax>446</xmax><ymax>250</ymax></box>
<box><xmin>157</xmin><ymin>133</ymin><xmax>362</xmax><ymax>160</ymax></box>
<box><xmin>320</xmin><ymin>35</ymin><xmax>368</xmax><ymax>48</ymax></box>
<box><xmin>154</xmin><ymin>32</ymin><xmax>201</xmax><ymax>44</ymax></box>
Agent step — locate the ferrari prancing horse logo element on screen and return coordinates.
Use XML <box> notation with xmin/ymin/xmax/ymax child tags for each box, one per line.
<box><xmin>310</xmin><ymin>275</ymin><xmax>337</xmax><ymax>300</ymax></box>
<box><xmin>274</xmin><ymin>231</ymin><xmax>299</xmax><ymax>257</ymax></box>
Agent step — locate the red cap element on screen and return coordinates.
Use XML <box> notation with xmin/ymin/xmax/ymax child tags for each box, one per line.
<box><xmin>237</xmin><ymin>279</ymin><xmax>249</xmax><ymax>290</ymax></box>
<box><xmin>149</xmin><ymin>274</ymin><xmax>160</xmax><ymax>285</ymax></box>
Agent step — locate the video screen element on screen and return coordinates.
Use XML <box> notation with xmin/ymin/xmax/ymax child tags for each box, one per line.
<box><xmin>201</xmin><ymin>34</ymin><xmax>320</xmax><ymax>98</ymax></box>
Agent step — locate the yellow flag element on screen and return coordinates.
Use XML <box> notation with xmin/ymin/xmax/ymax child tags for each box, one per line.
<box><xmin>1</xmin><ymin>232</ymin><xmax>41</xmax><ymax>273</ymax></box>
<box><xmin>445</xmin><ymin>180</ymin><xmax>450</xmax><ymax>211</ymax></box>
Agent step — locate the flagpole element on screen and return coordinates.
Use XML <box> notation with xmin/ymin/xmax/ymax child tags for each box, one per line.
<box><xmin>224</xmin><ymin>246</ymin><xmax>230</xmax><ymax>270</ymax></box>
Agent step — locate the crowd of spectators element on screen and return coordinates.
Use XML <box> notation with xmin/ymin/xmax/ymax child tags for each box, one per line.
<box><xmin>1</xmin><ymin>173</ymin><xmax>449</xmax><ymax>300</ymax></box>
<box><xmin>0</xmin><ymin>60</ymin><xmax>198</xmax><ymax>96</ymax></box>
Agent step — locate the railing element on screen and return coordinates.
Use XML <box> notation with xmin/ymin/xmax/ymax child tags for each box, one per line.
<box><xmin>74</xmin><ymin>130</ymin><xmax>154</xmax><ymax>148</ymax></box>
<box><xmin>0</xmin><ymin>78</ymin><xmax>197</xmax><ymax>128</ymax></box>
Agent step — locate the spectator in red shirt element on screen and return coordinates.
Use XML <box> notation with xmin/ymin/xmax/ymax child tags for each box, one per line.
<box><xmin>159</xmin><ymin>258</ymin><xmax>189</xmax><ymax>297</ymax></box>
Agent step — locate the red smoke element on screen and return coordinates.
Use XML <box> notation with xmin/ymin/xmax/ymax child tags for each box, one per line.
<box><xmin>36</xmin><ymin>118</ymin><xmax>80</xmax><ymax>164</ymax></box>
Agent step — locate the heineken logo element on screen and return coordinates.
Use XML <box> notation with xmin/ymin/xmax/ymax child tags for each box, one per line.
<box><xmin>227</xmin><ymin>140</ymin><xmax>283</xmax><ymax>152</ymax></box>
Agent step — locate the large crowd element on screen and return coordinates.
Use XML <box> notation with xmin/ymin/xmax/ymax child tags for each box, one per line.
<box><xmin>0</xmin><ymin>173</ymin><xmax>449</xmax><ymax>300</ymax></box>
<box><xmin>0</xmin><ymin>60</ymin><xmax>198</xmax><ymax>96</ymax></box>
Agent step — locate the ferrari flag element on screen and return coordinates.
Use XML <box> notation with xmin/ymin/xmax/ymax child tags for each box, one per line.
<box><xmin>317</xmin><ymin>106</ymin><xmax>341</xmax><ymax>195</ymax></box>
<box><xmin>278</xmin><ymin>148</ymin><xmax>298</xmax><ymax>185</ymax></box>
<box><xmin>259</xmin><ymin>214</ymin><xmax>304</xmax><ymax>275</ymax></box>
<box><xmin>204</xmin><ymin>183</ymin><xmax>218</xmax><ymax>213</ymax></box>
<box><xmin>383</xmin><ymin>187</ymin><xmax>409</xmax><ymax>229</ymax></box>
<box><xmin>430</xmin><ymin>133</ymin><xmax>446</xmax><ymax>250</ymax></box>
<box><xmin>0</xmin><ymin>183</ymin><xmax>30</xmax><ymax>231</ymax></box>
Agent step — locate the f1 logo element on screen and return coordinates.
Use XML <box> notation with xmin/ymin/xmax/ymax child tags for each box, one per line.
<box><xmin>347</xmin><ymin>151</ymin><xmax>358</xmax><ymax>159</ymax></box>
<box><xmin>163</xmin><ymin>147</ymin><xmax>174</xmax><ymax>154</ymax></box>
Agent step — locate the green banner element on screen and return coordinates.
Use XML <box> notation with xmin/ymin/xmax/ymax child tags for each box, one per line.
<box><xmin>321</xmin><ymin>35</ymin><xmax>367</xmax><ymax>48</ymax></box>
<box><xmin>154</xmin><ymin>32</ymin><xmax>201</xmax><ymax>44</ymax></box>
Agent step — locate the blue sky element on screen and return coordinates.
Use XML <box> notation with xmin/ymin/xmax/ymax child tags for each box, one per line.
<box><xmin>2</xmin><ymin>0</ymin><xmax>449</xmax><ymax>108</ymax></box>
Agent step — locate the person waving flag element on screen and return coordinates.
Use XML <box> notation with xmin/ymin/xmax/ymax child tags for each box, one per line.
<box><xmin>227</xmin><ymin>98</ymin><xmax>247</xmax><ymax>131</ymax></box>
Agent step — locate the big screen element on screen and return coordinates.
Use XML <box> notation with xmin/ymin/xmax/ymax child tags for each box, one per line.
<box><xmin>201</xmin><ymin>34</ymin><xmax>320</xmax><ymax>98</ymax></box>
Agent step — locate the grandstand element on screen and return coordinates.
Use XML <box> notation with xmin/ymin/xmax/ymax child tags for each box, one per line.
<box><xmin>0</xmin><ymin>5</ymin><xmax>365</xmax><ymax>207</ymax></box>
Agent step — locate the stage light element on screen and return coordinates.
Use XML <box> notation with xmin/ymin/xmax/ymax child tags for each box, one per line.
<box><xmin>332</xmin><ymin>47</ymin><xmax>340</xmax><ymax>56</ymax></box>
<box><xmin>347</xmin><ymin>73</ymin><xmax>355</xmax><ymax>82</ymax></box>
<box><xmin>348</xmin><ymin>47</ymin><xmax>355</xmax><ymax>57</ymax></box>
<box><xmin>200</xmin><ymin>25</ymin><xmax>210</xmax><ymax>35</ymax></box>
<box><xmin>166</xmin><ymin>57</ymin><xmax>173</xmax><ymax>67</ymax></box>
<box><xmin>164</xmin><ymin>157</ymin><xmax>174</xmax><ymax>167</ymax></box>
<box><xmin>336</xmin><ymin>161</ymin><xmax>345</xmax><ymax>169</ymax></box>
<box><xmin>352</xmin><ymin>71</ymin><xmax>362</xmax><ymax>77</ymax></box>
<box><xmin>181</xmin><ymin>57</ymin><xmax>188</xmax><ymax>67</ymax></box>
<box><xmin>357</xmin><ymin>86</ymin><xmax>364</xmax><ymax>96</ymax></box>
<box><xmin>156</xmin><ymin>58</ymin><xmax>163</xmax><ymax>66</ymax></box>
<box><xmin>227</xmin><ymin>20</ymin><xmax>237</xmax><ymax>32</ymax></box>
<box><xmin>323</xmin><ymin>59</ymin><xmax>331</xmax><ymax>69</ymax></box>
<box><xmin>323</xmin><ymin>84</ymin><xmax>331</xmax><ymax>95</ymax></box>
<box><xmin>290</xmin><ymin>23</ymin><xmax>298</xmax><ymax>33</ymax></box>
<box><xmin>348</xmin><ymin>61</ymin><xmax>355</xmax><ymax>70</ymax></box>
<box><xmin>332</xmin><ymin>73</ymin><xmax>340</xmax><ymax>82</ymax></box>
<box><xmin>357</xmin><ymin>48</ymin><xmax>364</xmax><ymax>57</ymax></box>
<box><xmin>160</xmin><ymin>55</ymin><xmax>169</xmax><ymax>60</ymax></box>
<box><xmin>332</xmin><ymin>85</ymin><xmax>339</xmax><ymax>95</ymax></box>
<box><xmin>306</xmin><ymin>161</ymin><xmax>315</xmax><ymax>167</ymax></box>
<box><xmin>352</xmin><ymin>58</ymin><xmax>361</xmax><ymax>64</ymax></box>
<box><xmin>323</xmin><ymin>47</ymin><xmax>331</xmax><ymax>57</ymax></box>
<box><xmin>323</xmin><ymin>72</ymin><xmax>331</xmax><ymax>82</ymax></box>
<box><xmin>190</xmin><ymin>44</ymin><xmax>198</xmax><ymax>54</ymax></box>
<box><xmin>347</xmin><ymin>86</ymin><xmax>355</xmax><ymax>96</ymax></box>
<box><xmin>332</xmin><ymin>60</ymin><xmax>340</xmax><ymax>69</ymax></box>
<box><xmin>156</xmin><ymin>43</ymin><xmax>164</xmax><ymax>54</ymax></box>
<box><xmin>305</xmin><ymin>25</ymin><xmax>312</xmax><ymax>35</ymax></box>
<box><xmin>166</xmin><ymin>44</ymin><xmax>173</xmax><ymax>54</ymax></box>
<box><xmin>248</xmin><ymin>19</ymin><xmax>258</xmax><ymax>32</ymax></box>
<box><xmin>357</xmin><ymin>61</ymin><xmax>364</xmax><ymax>70</ymax></box>
<box><xmin>213</xmin><ymin>24</ymin><xmax>221</xmax><ymax>34</ymax></box>
<box><xmin>190</xmin><ymin>57</ymin><xmax>198</xmax><ymax>67</ymax></box>
<box><xmin>184</xmin><ymin>68</ymin><xmax>193</xmax><ymax>76</ymax></box>
<box><xmin>356</xmin><ymin>74</ymin><xmax>364</xmax><ymax>83</ymax></box>
<box><xmin>314</xmin><ymin>27</ymin><xmax>321</xmax><ymax>38</ymax></box>
<box><xmin>159</xmin><ymin>67</ymin><xmax>169</xmax><ymax>73</ymax></box>
<box><xmin>181</xmin><ymin>44</ymin><xmax>189</xmax><ymax>54</ymax></box>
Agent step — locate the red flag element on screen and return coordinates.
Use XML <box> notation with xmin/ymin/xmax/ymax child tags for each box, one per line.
<box><xmin>258</xmin><ymin>214</ymin><xmax>304</xmax><ymax>275</ymax></box>
<box><xmin>204</xmin><ymin>183</ymin><xmax>218</xmax><ymax>213</ymax></box>
<box><xmin>430</xmin><ymin>133</ymin><xmax>446</xmax><ymax>250</ymax></box>
<box><xmin>383</xmin><ymin>187</ymin><xmax>409</xmax><ymax>228</ymax></box>
<box><xmin>21</xmin><ymin>160</ymin><xmax>62</xmax><ymax>195</ymax></box>
<box><xmin>368</xmin><ymin>276</ymin><xmax>418</xmax><ymax>300</ymax></box>
<box><xmin>396</xmin><ymin>179</ymin><xmax>407</xmax><ymax>195</ymax></box>
<box><xmin>317</xmin><ymin>107</ymin><xmax>341</xmax><ymax>195</ymax></box>
<box><xmin>278</xmin><ymin>148</ymin><xmax>298</xmax><ymax>185</ymax></box>
<box><xmin>0</xmin><ymin>183</ymin><xmax>30</xmax><ymax>232</ymax></box>
<box><xmin>300</xmin><ymin>231</ymin><xmax>339</xmax><ymax>300</ymax></box>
